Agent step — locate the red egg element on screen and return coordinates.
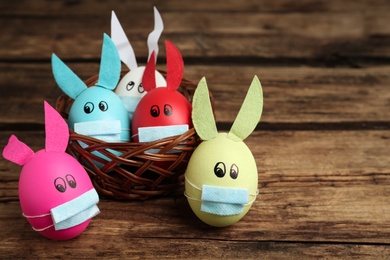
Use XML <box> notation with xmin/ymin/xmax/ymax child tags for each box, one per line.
<box><xmin>132</xmin><ymin>41</ymin><xmax>192</xmax><ymax>142</ymax></box>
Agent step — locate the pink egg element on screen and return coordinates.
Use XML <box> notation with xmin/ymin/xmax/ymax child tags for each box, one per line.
<box><xmin>19</xmin><ymin>150</ymin><xmax>95</xmax><ymax>240</ymax></box>
<box><xmin>2</xmin><ymin>102</ymin><xmax>99</xmax><ymax>240</ymax></box>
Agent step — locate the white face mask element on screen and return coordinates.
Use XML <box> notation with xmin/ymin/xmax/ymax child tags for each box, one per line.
<box><xmin>185</xmin><ymin>178</ymin><xmax>258</xmax><ymax>216</ymax></box>
<box><xmin>23</xmin><ymin>188</ymin><xmax>100</xmax><ymax>232</ymax></box>
<box><xmin>74</xmin><ymin>120</ymin><xmax>128</xmax><ymax>142</ymax></box>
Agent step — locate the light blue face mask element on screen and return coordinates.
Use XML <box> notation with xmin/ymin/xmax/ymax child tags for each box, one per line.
<box><xmin>185</xmin><ymin>178</ymin><xmax>258</xmax><ymax>216</ymax></box>
<box><xmin>23</xmin><ymin>188</ymin><xmax>100</xmax><ymax>231</ymax></box>
<box><xmin>134</xmin><ymin>124</ymin><xmax>189</xmax><ymax>153</ymax></box>
<box><xmin>119</xmin><ymin>96</ymin><xmax>142</xmax><ymax>120</ymax></box>
<box><xmin>74</xmin><ymin>120</ymin><xmax>126</xmax><ymax>142</ymax></box>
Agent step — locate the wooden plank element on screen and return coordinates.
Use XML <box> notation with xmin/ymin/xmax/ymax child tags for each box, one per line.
<box><xmin>1</xmin><ymin>203</ymin><xmax>390</xmax><ymax>259</ymax></box>
<box><xmin>1</xmin><ymin>0</ymin><xmax>389</xmax><ymax>15</ymax></box>
<box><xmin>2</xmin><ymin>130</ymin><xmax>389</xmax><ymax>185</ymax></box>
<box><xmin>1</xmin><ymin>201</ymin><xmax>390</xmax><ymax>259</ymax></box>
<box><xmin>0</xmin><ymin>11</ymin><xmax>389</xmax><ymax>60</ymax></box>
<box><xmin>1</xmin><ymin>63</ymin><xmax>389</xmax><ymax>125</ymax></box>
<box><xmin>2</xmin><ymin>130</ymin><xmax>390</xmax><ymax>244</ymax></box>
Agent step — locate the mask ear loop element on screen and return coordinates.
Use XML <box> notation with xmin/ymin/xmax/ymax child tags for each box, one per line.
<box><xmin>22</xmin><ymin>212</ymin><xmax>54</xmax><ymax>232</ymax></box>
<box><xmin>184</xmin><ymin>178</ymin><xmax>259</xmax><ymax>205</ymax></box>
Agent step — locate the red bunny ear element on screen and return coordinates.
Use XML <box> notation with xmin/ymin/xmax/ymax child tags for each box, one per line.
<box><xmin>165</xmin><ymin>40</ymin><xmax>183</xmax><ymax>91</ymax></box>
<box><xmin>142</xmin><ymin>51</ymin><xmax>157</xmax><ymax>92</ymax></box>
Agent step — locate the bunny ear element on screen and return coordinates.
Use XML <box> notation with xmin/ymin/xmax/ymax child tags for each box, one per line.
<box><xmin>2</xmin><ymin>135</ymin><xmax>35</xmax><ymax>166</ymax></box>
<box><xmin>44</xmin><ymin>101</ymin><xmax>69</xmax><ymax>152</ymax></box>
<box><xmin>52</xmin><ymin>53</ymin><xmax>87</xmax><ymax>99</ymax></box>
<box><xmin>142</xmin><ymin>51</ymin><xmax>157</xmax><ymax>92</ymax></box>
<box><xmin>227</xmin><ymin>75</ymin><xmax>263</xmax><ymax>142</ymax></box>
<box><xmin>165</xmin><ymin>40</ymin><xmax>184</xmax><ymax>91</ymax></box>
<box><xmin>192</xmin><ymin>77</ymin><xmax>218</xmax><ymax>141</ymax></box>
<box><xmin>147</xmin><ymin>6</ymin><xmax>164</xmax><ymax>62</ymax></box>
<box><xmin>96</xmin><ymin>33</ymin><xmax>121</xmax><ymax>90</ymax></box>
<box><xmin>111</xmin><ymin>11</ymin><xmax>138</xmax><ymax>70</ymax></box>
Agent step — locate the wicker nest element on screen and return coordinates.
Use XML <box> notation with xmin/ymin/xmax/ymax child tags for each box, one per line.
<box><xmin>56</xmin><ymin>71</ymin><xmax>211</xmax><ymax>200</ymax></box>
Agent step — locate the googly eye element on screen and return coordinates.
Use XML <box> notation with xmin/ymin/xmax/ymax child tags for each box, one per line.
<box><xmin>54</xmin><ymin>177</ymin><xmax>66</xmax><ymax>193</ymax></box>
<box><xmin>65</xmin><ymin>174</ymin><xmax>77</xmax><ymax>189</ymax></box>
<box><xmin>138</xmin><ymin>83</ymin><xmax>145</xmax><ymax>93</ymax></box>
<box><xmin>126</xmin><ymin>81</ymin><xmax>135</xmax><ymax>91</ymax></box>
<box><xmin>230</xmin><ymin>164</ymin><xmax>239</xmax><ymax>179</ymax></box>
<box><xmin>84</xmin><ymin>102</ymin><xmax>94</xmax><ymax>114</ymax></box>
<box><xmin>99</xmin><ymin>101</ymin><xmax>108</xmax><ymax>112</ymax></box>
<box><xmin>164</xmin><ymin>104</ymin><xmax>173</xmax><ymax>116</ymax></box>
<box><xmin>214</xmin><ymin>162</ymin><xmax>226</xmax><ymax>178</ymax></box>
<box><xmin>150</xmin><ymin>105</ymin><xmax>160</xmax><ymax>117</ymax></box>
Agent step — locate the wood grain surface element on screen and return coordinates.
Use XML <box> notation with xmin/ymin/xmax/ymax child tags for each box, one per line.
<box><xmin>1</xmin><ymin>0</ymin><xmax>389</xmax><ymax>259</ymax></box>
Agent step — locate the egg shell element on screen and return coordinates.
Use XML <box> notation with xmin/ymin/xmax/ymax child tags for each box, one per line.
<box><xmin>115</xmin><ymin>66</ymin><xmax>166</xmax><ymax>97</ymax></box>
<box><xmin>19</xmin><ymin>150</ymin><xmax>94</xmax><ymax>240</ymax></box>
<box><xmin>131</xmin><ymin>87</ymin><xmax>192</xmax><ymax>142</ymax></box>
<box><xmin>185</xmin><ymin>133</ymin><xmax>258</xmax><ymax>227</ymax></box>
<box><xmin>68</xmin><ymin>86</ymin><xmax>130</xmax><ymax>142</ymax></box>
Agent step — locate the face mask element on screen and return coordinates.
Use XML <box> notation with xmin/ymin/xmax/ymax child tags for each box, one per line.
<box><xmin>135</xmin><ymin>124</ymin><xmax>189</xmax><ymax>153</ymax></box>
<box><xmin>74</xmin><ymin>120</ymin><xmax>126</xmax><ymax>142</ymax></box>
<box><xmin>185</xmin><ymin>178</ymin><xmax>258</xmax><ymax>216</ymax></box>
<box><xmin>136</xmin><ymin>124</ymin><xmax>189</xmax><ymax>142</ymax></box>
<box><xmin>119</xmin><ymin>96</ymin><xmax>142</xmax><ymax>119</ymax></box>
<box><xmin>23</xmin><ymin>188</ymin><xmax>100</xmax><ymax>231</ymax></box>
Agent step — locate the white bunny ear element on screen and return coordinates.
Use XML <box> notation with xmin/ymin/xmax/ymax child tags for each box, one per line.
<box><xmin>147</xmin><ymin>6</ymin><xmax>164</xmax><ymax>62</ymax></box>
<box><xmin>111</xmin><ymin>10</ymin><xmax>138</xmax><ymax>70</ymax></box>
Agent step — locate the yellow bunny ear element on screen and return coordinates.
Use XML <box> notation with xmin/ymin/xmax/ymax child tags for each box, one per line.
<box><xmin>227</xmin><ymin>75</ymin><xmax>263</xmax><ymax>142</ymax></box>
<box><xmin>192</xmin><ymin>77</ymin><xmax>218</xmax><ymax>141</ymax></box>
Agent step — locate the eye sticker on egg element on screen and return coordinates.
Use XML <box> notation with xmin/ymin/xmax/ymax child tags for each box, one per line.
<box><xmin>150</xmin><ymin>105</ymin><xmax>160</xmax><ymax>117</ymax></box>
<box><xmin>84</xmin><ymin>102</ymin><xmax>94</xmax><ymax>114</ymax></box>
<box><xmin>163</xmin><ymin>104</ymin><xmax>173</xmax><ymax>116</ymax></box>
<box><xmin>54</xmin><ymin>177</ymin><xmax>67</xmax><ymax>193</ymax></box>
<box><xmin>98</xmin><ymin>101</ymin><xmax>108</xmax><ymax>112</ymax></box>
<box><xmin>214</xmin><ymin>162</ymin><xmax>226</xmax><ymax>178</ymax></box>
<box><xmin>65</xmin><ymin>174</ymin><xmax>77</xmax><ymax>189</ymax></box>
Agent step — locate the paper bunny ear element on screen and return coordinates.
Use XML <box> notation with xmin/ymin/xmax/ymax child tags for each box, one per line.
<box><xmin>227</xmin><ymin>76</ymin><xmax>263</xmax><ymax>142</ymax></box>
<box><xmin>147</xmin><ymin>6</ymin><xmax>164</xmax><ymax>62</ymax></box>
<box><xmin>165</xmin><ymin>40</ymin><xmax>184</xmax><ymax>91</ymax></box>
<box><xmin>44</xmin><ymin>101</ymin><xmax>69</xmax><ymax>152</ymax></box>
<box><xmin>192</xmin><ymin>77</ymin><xmax>218</xmax><ymax>141</ymax></box>
<box><xmin>111</xmin><ymin>11</ymin><xmax>138</xmax><ymax>70</ymax></box>
<box><xmin>142</xmin><ymin>51</ymin><xmax>157</xmax><ymax>92</ymax></box>
<box><xmin>52</xmin><ymin>53</ymin><xmax>88</xmax><ymax>99</ymax></box>
<box><xmin>2</xmin><ymin>135</ymin><xmax>35</xmax><ymax>166</ymax></box>
<box><xmin>96</xmin><ymin>33</ymin><xmax>121</xmax><ymax>90</ymax></box>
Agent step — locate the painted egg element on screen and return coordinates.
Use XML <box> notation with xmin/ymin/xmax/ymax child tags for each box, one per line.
<box><xmin>19</xmin><ymin>150</ymin><xmax>98</xmax><ymax>240</ymax></box>
<box><xmin>185</xmin><ymin>133</ymin><xmax>258</xmax><ymax>227</ymax></box>
<box><xmin>185</xmin><ymin>76</ymin><xmax>263</xmax><ymax>227</ymax></box>
<box><xmin>131</xmin><ymin>40</ymin><xmax>192</xmax><ymax>143</ymax></box>
<box><xmin>2</xmin><ymin>102</ymin><xmax>100</xmax><ymax>240</ymax></box>
<box><xmin>115</xmin><ymin>66</ymin><xmax>166</xmax><ymax>120</ymax></box>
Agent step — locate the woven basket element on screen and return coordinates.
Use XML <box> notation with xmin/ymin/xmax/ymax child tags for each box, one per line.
<box><xmin>56</xmin><ymin>70</ymin><xmax>211</xmax><ymax>200</ymax></box>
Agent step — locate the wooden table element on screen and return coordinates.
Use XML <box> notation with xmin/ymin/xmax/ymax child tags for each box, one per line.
<box><xmin>1</xmin><ymin>1</ymin><xmax>390</xmax><ymax>258</ymax></box>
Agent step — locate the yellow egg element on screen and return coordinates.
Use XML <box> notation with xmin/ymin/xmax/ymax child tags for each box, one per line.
<box><xmin>185</xmin><ymin>133</ymin><xmax>258</xmax><ymax>227</ymax></box>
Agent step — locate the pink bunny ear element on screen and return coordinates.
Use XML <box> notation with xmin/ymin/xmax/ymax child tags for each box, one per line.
<box><xmin>142</xmin><ymin>51</ymin><xmax>157</xmax><ymax>92</ymax></box>
<box><xmin>3</xmin><ymin>135</ymin><xmax>35</xmax><ymax>166</ymax></box>
<box><xmin>44</xmin><ymin>101</ymin><xmax>69</xmax><ymax>152</ymax></box>
<box><xmin>165</xmin><ymin>40</ymin><xmax>183</xmax><ymax>91</ymax></box>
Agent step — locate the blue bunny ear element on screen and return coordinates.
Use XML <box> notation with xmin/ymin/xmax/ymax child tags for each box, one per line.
<box><xmin>96</xmin><ymin>33</ymin><xmax>121</xmax><ymax>90</ymax></box>
<box><xmin>52</xmin><ymin>53</ymin><xmax>87</xmax><ymax>99</ymax></box>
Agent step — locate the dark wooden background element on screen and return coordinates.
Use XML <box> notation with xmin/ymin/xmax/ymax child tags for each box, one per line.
<box><xmin>1</xmin><ymin>0</ymin><xmax>390</xmax><ymax>258</ymax></box>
